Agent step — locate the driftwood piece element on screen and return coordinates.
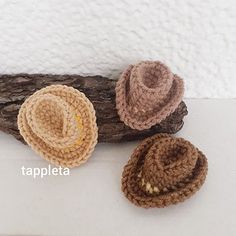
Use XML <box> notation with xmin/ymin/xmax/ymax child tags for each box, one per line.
<box><xmin>0</xmin><ymin>74</ymin><xmax>188</xmax><ymax>143</ymax></box>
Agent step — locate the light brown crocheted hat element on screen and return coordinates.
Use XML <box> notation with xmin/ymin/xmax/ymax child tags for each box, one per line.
<box><xmin>17</xmin><ymin>85</ymin><xmax>98</xmax><ymax>168</ymax></box>
<box><xmin>122</xmin><ymin>134</ymin><xmax>208</xmax><ymax>208</ymax></box>
<box><xmin>116</xmin><ymin>61</ymin><xmax>184</xmax><ymax>130</ymax></box>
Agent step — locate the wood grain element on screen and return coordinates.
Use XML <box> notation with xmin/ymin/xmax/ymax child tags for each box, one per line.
<box><xmin>0</xmin><ymin>74</ymin><xmax>188</xmax><ymax>143</ymax></box>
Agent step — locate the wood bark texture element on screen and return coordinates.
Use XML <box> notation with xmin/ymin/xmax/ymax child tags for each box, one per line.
<box><xmin>0</xmin><ymin>74</ymin><xmax>188</xmax><ymax>143</ymax></box>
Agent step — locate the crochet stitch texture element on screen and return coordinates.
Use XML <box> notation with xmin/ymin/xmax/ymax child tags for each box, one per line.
<box><xmin>116</xmin><ymin>61</ymin><xmax>184</xmax><ymax>130</ymax></box>
<box><xmin>121</xmin><ymin>134</ymin><xmax>208</xmax><ymax>208</ymax></box>
<box><xmin>17</xmin><ymin>85</ymin><xmax>98</xmax><ymax>168</ymax></box>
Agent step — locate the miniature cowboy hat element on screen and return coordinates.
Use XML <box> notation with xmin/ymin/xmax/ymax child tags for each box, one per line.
<box><xmin>17</xmin><ymin>85</ymin><xmax>98</xmax><ymax>168</ymax></box>
<box><xmin>121</xmin><ymin>134</ymin><xmax>208</xmax><ymax>208</ymax></box>
<box><xmin>116</xmin><ymin>61</ymin><xmax>184</xmax><ymax>130</ymax></box>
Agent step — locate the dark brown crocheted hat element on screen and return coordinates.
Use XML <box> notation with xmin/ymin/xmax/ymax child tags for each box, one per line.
<box><xmin>121</xmin><ymin>134</ymin><xmax>208</xmax><ymax>208</ymax></box>
<box><xmin>116</xmin><ymin>61</ymin><xmax>184</xmax><ymax>130</ymax></box>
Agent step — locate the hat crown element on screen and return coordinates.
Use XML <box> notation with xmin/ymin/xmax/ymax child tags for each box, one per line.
<box><xmin>128</xmin><ymin>61</ymin><xmax>173</xmax><ymax>112</ymax></box>
<box><xmin>141</xmin><ymin>137</ymin><xmax>198</xmax><ymax>193</ymax></box>
<box><xmin>26</xmin><ymin>94</ymin><xmax>80</xmax><ymax>149</ymax></box>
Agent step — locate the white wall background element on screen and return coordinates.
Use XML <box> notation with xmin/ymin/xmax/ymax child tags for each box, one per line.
<box><xmin>0</xmin><ymin>0</ymin><xmax>235</xmax><ymax>98</ymax></box>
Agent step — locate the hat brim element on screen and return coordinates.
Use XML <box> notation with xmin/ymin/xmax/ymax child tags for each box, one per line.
<box><xmin>121</xmin><ymin>134</ymin><xmax>208</xmax><ymax>208</ymax></box>
<box><xmin>115</xmin><ymin>66</ymin><xmax>184</xmax><ymax>130</ymax></box>
<box><xmin>17</xmin><ymin>85</ymin><xmax>98</xmax><ymax>168</ymax></box>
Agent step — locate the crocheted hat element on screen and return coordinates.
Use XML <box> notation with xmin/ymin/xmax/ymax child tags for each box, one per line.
<box><xmin>116</xmin><ymin>61</ymin><xmax>184</xmax><ymax>130</ymax></box>
<box><xmin>122</xmin><ymin>134</ymin><xmax>208</xmax><ymax>208</ymax></box>
<box><xmin>17</xmin><ymin>85</ymin><xmax>98</xmax><ymax>168</ymax></box>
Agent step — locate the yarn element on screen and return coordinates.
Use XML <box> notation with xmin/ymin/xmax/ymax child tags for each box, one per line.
<box><xmin>115</xmin><ymin>61</ymin><xmax>184</xmax><ymax>130</ymax></box>
<box><xmin>17</xmin><ymin>85</ymin><xmax>98</xmax><ymax>168</ymax></box>
<box><xmin>121</xmin><ymin>134</ymin><xmax>208</xmax><ymax>208</ymax></box>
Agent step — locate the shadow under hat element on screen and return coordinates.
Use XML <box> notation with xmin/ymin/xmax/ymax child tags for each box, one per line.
<box><xmin>116</xmin><ymin>61</ymin><xmax>184</xmax><ymax>130</ymax></box>
<box><xmin>121</xmin><ymin>134</ymin><xmax>208</xmax><ymax>208</ymax></box>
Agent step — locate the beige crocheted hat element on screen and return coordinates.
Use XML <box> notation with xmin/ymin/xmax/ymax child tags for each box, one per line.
<box><xmin>122</xmin><ymin>134</ymin><xmax>208</xmax><ymax>208</ymax></box>
<box><xmin>116</xmin><ymin>61</ymin><xmax>184</xmax><ymax>130</ymax></box>
<box><xmin>17</xmin><ymin>85</ymin><xmax>98</xmax><ymax>168</ymax></box>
